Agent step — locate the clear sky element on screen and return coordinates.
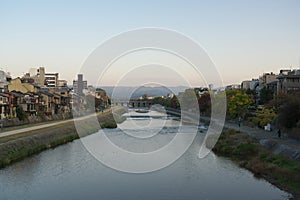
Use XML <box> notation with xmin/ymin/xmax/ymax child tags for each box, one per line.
<box><xmin>0</xmin><ymin>0</ymin><xmax>300</xmax><ymax>86</ymax></box>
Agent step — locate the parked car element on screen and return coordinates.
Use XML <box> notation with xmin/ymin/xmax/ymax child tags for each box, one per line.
<box><xmin>198</xmin><ymin>125</ymin><xmax>208</xmax><ymax>133</ymax></box>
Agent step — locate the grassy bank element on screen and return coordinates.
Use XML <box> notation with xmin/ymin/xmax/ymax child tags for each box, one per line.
<box><xmin>209</xmin><ymin>129</ymin><xmax>300</xmax><ymax>198</ymax></box>
<box><xmin>0</xmin><ymin>107</ymin><xmax>125</xmax><ymax>169</ymax></box>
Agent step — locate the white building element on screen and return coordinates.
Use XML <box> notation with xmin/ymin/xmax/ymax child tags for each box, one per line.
<box><xmin>45</xmin><ymin>73</ymin><xmax>59</xmax><ymax>87</ymax></box>
<box><xmin>0</xmin><ymin>70</ymin><xmax>11</xmax><ymax>91</ymax></box>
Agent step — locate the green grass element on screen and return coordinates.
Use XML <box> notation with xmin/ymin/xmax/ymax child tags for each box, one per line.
<box><xmin>259</xmin><ymin>153</ymin><xmax>300</xmax><ymax>171</ymax></box>
<box><xmin>100</xmin><ymin>122</ymin><xmax>117</xmax><ymax>129</ymax></box>
<box><xmin>233</xmin><ymin>143</ymin><xmax>258</xmax><ymax>156</ymax></box>
<box><xmin>0</xmin><ymin>144</ymin><xmax>47</xmax><ymax>168</ymax></box>
<box><xmin>49</xmin><ymin>134</ymin><xmax>79</xmax><ymax>148</ymax></box>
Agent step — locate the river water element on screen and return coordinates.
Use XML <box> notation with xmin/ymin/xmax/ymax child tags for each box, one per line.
<box><xmin>0</xmin><ymin>110</ymin><xmax>291</xmax><ymax>199</ymax></box>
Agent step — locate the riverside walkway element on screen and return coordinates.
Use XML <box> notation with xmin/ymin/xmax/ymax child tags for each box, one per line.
<box><xmin>224</xmin><ymin>120</ymin><xmax>300</xmax><ymax>152</ymax></box>
<box><xmin>0</xmin><ymin>109</ymin><xmax>112</xmax><ymax>139</ymax></box>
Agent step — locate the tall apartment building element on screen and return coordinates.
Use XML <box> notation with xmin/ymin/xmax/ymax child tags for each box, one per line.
<box><xmin>28</xmin><ymin>67</ymin><xmax>61</xmax><ymax>88</ymax></box>
<box><xmin>73</xmin><ymin>74</ymin><xmax>87</xmax><ymax>96</ymax></box>
<box><xmin>45</xmin><ymin>73</ymin><xmax>59</xmax><ymax>87</ymax></box>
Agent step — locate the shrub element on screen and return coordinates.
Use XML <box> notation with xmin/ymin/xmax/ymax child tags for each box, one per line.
<box><xmin>16</xmin><ymin>106</ymin><xmax>26</xmax><ymax>121</ymax></box>
<box><xmin>234</xmin><ymin>143</ymin><xmax>258</xmax><ymax>157</ymax></box>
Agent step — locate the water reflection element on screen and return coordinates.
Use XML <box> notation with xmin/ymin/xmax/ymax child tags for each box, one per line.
<box><xmin>0</xmin><ymin>115</ymin><xmax>291</xmax><ymax>200</ymax></box>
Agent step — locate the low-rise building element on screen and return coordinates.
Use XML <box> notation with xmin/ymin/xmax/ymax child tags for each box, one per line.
<box><xmin>21</xmin><ymin>93</ymin><xmax>39</xmax><ymax>115</ymax></box>
<box><xmin>0</xmin><ymin>93</ymin><xmax>9</xmax><ymax>119</ymax></box>
<box><xmin>8</xmin><ymin>78</ymin><xmax>40</xmax><ymax>93</ymax></box>
<box><xmin>39</xmin><ymin>90</ymin><xmax>55</xmax><ymax>114</ymax></box>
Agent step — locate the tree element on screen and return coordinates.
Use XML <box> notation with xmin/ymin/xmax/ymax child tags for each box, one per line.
<box><xmin>277</xmin><ymin>93</ymin><xmax>300</xmax><ymax>128</ymax></box>
<box><xmin>142</xmin><ymin>94</ymin><xmax>148</xmax><ymax>100</ymax></box>
<box><xmin>252</xmin><ymin>108</ymin><xmax>276</xmax><ymax>128</ymax></box>
<box><xmin>227</xmin><ymin>89</ymin><xmax>252</xmax><ymax>119</ymax></box>
<box><xmin>170</xmin><ymin>96</ymin><xmax>180</xmax><ymax>109</ymax></box>
<box><xmin>259</xmin><ymin>87</ymin><xmax>274</xmax><ymax>105</ymax></box>
<box><xmin>198</xmin><ymin>93</ymin><xmax>211</xmax><ymax>116</ymax></box>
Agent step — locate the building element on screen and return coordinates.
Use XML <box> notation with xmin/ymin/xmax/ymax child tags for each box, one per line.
<box><xmin>39</xmin><ymin>90</ymin><xmax>55</xmax><ymax>114</ymax></box>
<box><xmin>87</xmin><ymin>85</ymin><xmax>96</xmax><ymax>95</ymax></box>
<box><xmin>45</xmin><ymin>73</ymin><xmax>59</xmax><ymax>87</ymax></box>
<box><xmin>241</xmin><ymin>80</ymin><xmax>251</xmax><ymax>90</ymax></box>
<box><xmin>266</xmin><ymin>81</ymin><xmax>278</xmax><ymax>91</ymax></box>
<box><xmin>225</xmin><ymin>84</ymin><xmax>241</xmax><ymax>90</ymax></box>
<box><xmin>0</xmin><ymin>93</ymin><xmax>9</xmax><ymax>119</ymax></box>
<box><xmin>277</xmin><ymin>69</ymin><xmax>300</xmax><ymax>93</ymax></box>
<box><xmin>22</xmin><ymin>93</ymin><xmax>39</xmax><ymax>115</ymax></box>
<box><xmin>29</xmin><ymin>67</ymin><xmax>46</xmax><ymax>87</ymax></box>
<box><xmin>194</xmin><ymin>87</ymin><xmax>209</xmax><ymax>96</ymax></box>
<box><xmin>8</xmin><ymin>78</ymin><xmax>40</xmax><ymax>93</ymax></box>
<box><xmin>58</xmin><ymin>80</ymin><xmax>68</xmax><ymax>87</ymax></box>
<box><xmin>250</xmin><ymin>79</ymin><xmax>259</xmax><ymax>91</ymax></box>
<box><xmin>73</xmin><ymin>74</ymin><xmax>87</xmax><ymax>96</ymax></box>
<box><xmin>259</xmin><ymin>72</ymin><xmax>277</xmax><ymax>88</ymax></box>
<box><xmin>21</xmin><ymin>73</ymin><xmax>35</xmax><ymax>84</ymax></box>
<box><xmin>27</xmin><ymin>67</ymin><xmax>63</xmax><ymax>88</ymax></box>
<box><xmin>36</xmin><ymin>67</ymin><xmax>46</xmax><ymax>86</ymax></box>
<box><xmin>0</xmin><ymin>70</ymin><xmax>12</xmax><ymax>92</ymax></box>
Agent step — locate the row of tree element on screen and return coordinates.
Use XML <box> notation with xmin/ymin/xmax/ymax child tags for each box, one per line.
<box><xmin>151</xmin><ymin>88</ymin><xmax>300</xmax><ymax>137</ymax></box>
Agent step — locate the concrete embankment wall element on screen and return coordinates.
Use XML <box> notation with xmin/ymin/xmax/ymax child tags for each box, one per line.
<box><xmin>258</xmin><ymin>138</ymin><xmax>300</xmax><ymax>162</ymax></box>
<box><xmin>0</xmin><ymin>110</ymin><xmax>118</xmax><ymax>169</ymax></box>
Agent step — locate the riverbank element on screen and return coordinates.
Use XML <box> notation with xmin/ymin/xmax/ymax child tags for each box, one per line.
<box><xmin>0</xmin><ymin>107</ymin><xmax>126</xmax><ymax>169</ymax></box>
<box><xmin>210</xmin><ymin>129</ymin><xmax>300</xmax><ymax>199</ymax></box>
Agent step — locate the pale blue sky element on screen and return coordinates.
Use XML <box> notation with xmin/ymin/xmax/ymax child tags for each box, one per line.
<box><xmin>0</xmin><ymin>0</ymin><xmax>300</xmax><ymax>86</ymax></box>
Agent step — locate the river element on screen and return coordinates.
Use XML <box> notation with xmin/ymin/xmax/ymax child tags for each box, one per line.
<box><xmin>0</xmin><ymin>110</ymin><xmax>291</xmax><ymax>199</ymax></box>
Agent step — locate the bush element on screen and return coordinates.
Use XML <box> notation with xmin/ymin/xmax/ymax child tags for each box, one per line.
<box><xmin>234</xmin><ymin>143</ymin><xmax>258</xmax><ymax>157</ymax></box>
<box><xmin>16</xmin><ymin>106</ymin><xmax>26</xmax><ymax>121</ymax></box>
<box><xmin>100</xmin><ymin>121</ymin><xmax>117</xmax><ymax>129</ymax></box>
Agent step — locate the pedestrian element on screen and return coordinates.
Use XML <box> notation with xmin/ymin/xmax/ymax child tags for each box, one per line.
<box><xmin>238</xmin><ymin>117</ymin><xmax>241</xmax><ymax>127</ymax></box>
<box><xmin>277</xmin><ymin>129</ymin><xmax>281</xmax><ymax>138</ymax></box>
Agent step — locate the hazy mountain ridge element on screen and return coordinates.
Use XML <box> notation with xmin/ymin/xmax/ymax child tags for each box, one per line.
<box><xmin>99</xmin><ymin>86</ymin><xmax>189</xmax><ymax>99</ymax></box>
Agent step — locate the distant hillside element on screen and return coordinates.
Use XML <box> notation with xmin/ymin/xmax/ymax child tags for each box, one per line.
<box><xmin>99</xmin><ymin>86</ymin><xmax>188</xmax><ymax>99</ymax></box>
